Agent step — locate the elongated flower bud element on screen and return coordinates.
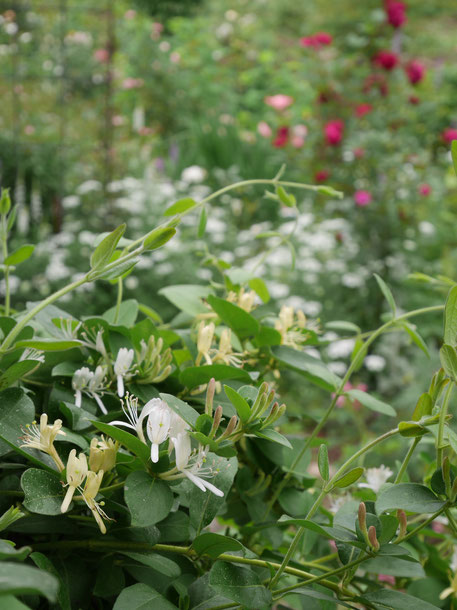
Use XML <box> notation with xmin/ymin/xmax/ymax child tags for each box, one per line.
<box><xmin>205</xmin><ymin>378</ymin><xmax>216</xmax><ymax>416</ymax></box>
<box><xmin>397</xmin><ymin>509</ymin><xmax>407</xmax><ymax>539</ymax></box>
<box><xmin>368</xmin><ymin>525</ymin><xmax>380</xmax><ymax>551</ymax></box>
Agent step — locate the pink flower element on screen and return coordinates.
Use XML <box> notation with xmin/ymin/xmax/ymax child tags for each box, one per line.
<box><xmin>378</xmin><ymin>574</ymin><xmax>396</xmax><ymax>585</ymax></box>
<box><xmin>24</xmin><ymin>125</ymin><xmax>35</xmax><ymax>135</ymax></box>
<box><xmin>374</xmin><ymin>50</ymin><xmax>399</xmax><ymax>71</ymax></box>
<box><xmin>315</xmin><ymin>170</ymin><xmax>330</xmax><ymax>182</ymax></box>
<box><xmin>442</xmin><ymin>128</ymin><xmax>457</xmax><ymax>144</ymax></box>
<box><xmin>405</xmin><ymin>60</ymin><xmax>425</xmax><ymax>85</ymax></box>
<box><xmin>324</xmin><ymin>120</ymin><xmax>344</xmax><ymax>146</ymax></box>
<box><xmin>264</xmin><ymin>95</ymin><xmax>294</xmax><ymax>111</ymax></box>
<box><xmin>257</xmin><ymin>121</ymin><xmax>272</xmax><ymax>138</ymax></box>
<box><xmin>122</xmin><ymin>77</ymin><xmax>144</xmax><ymax>90</ymax></box>
<box><xmin>151</xmin><ymin>22</ymin><xmax>164</xmax><ymax>39</ymax></box>
<box><xmin>409</xmin><ymin>95</ymin><xmax>420</xmax><ymax>105</ymax></box>
<box><xmin>354</xmin><ymin>190</ymin><xmax>372</xmax><ymax>207</ymax></box>
<box><xmin>273</xmin><ymin>126</ymin><xmax>289</xmax><ymax>148</ymax></box>
<box><xmin>385</xmin><ymin>0</ymin><xmax>407</xmax><ymax>28</ymax></box>
<box><xmin>431</xmin><ymin>521</ymin><xmax>446</xmax><ymax>534</ymax></box>
<box><xmin>334</xmin><ymin>382</ymin><xmax>368</xmax><ymax>410</ymax></box>
<box><xmin>419</xmin><ymin>183</ymin><xmax>431</xmax><ymax>196</ymax></box>
<box><xmin>93</xmin><ymin>48</ymin><xmax>110</xmax><ymax>63</ymax></box>
<box><xmin>124</xmin><ymin>9</ymin><xmax>136</xmax><ymax>19</ymax></box>
<box><xmin>353</xmin><ymin>148</ymin><xmax>365</xmax><ymax>158</ymax></box>
<box><xmin>299</xmin><ymin>31</ymin><xmax>332</xmax><ymax>48</ymax></box>
<box><xmin>355</xmin><ymin>103</ymin><xmax>373</xmax><ymax>117</ymax></box>
<box><xmin>290</xmin><ymin>124</ymin><xmax>308</xmax><ymax>148</ymax></box>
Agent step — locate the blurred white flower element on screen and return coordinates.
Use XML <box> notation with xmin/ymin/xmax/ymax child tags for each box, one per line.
<box><xmin>359</xmin><ymin>465</ymin><xmax>393</xmax><ymax>493</ymax></box>
<box><xmin>364</xmin><ymin>355</ymin><xmax>386</xmax><ymax>372</ymax></box>
<box><xmin>181</xmin><ymin>165</ymin><xmax>207</xmax><ymax>184</ymax></box>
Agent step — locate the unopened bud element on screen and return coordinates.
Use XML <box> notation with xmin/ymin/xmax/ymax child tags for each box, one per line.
<box><xmin>358</xmin><ymin>502</ymin><xmax>367</xmax><ymax>533</ymax></box>
<box><xmin>205</xmin><ymin>377</ymin><xmax>216</xmax><ymax>416</ymax></box>
<box><xmin>368</xmin><ymin>525</ymin><xmax>380</xmax><ymax>552</ymax></box>
<box><xmin>451</xmin><ymin>477</ymin><xmax>457</xmax><ymax>503</ymax></box>
<box><xmin>397</xmin><ymin>509</ymin><xmax>407</xmax><ymax>539</ymax></box>
<box><xmin>261</xmin><ymin>402</ymin><xmax>279</xmax><ymax>429</ymax></box>
<box><xmin>218</xmin><ymin>415</ymin><xmax>238</xmax><ymax>440</ymax></box>
<box><xmin>209</xmin><ymin>405</ymin><xmax>223</xmax><ymax>438</ymax></box>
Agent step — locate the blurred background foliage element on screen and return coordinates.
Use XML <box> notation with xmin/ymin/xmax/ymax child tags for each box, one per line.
<box><xmin>1</xmin><ymin>0</ymin><xmax>457</xmax><ymax>449</ymax></box>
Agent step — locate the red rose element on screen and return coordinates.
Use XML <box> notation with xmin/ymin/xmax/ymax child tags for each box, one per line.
<box><xmin>273</xmin><ymin>126</ymin><xmax>289</xmax><ymax>148</ymax></box>
<box><xmin>374</xmin><ymin>50</ymin><xmax>399</xmax><ymax>71</ymax></box>
<box><xmin>385</xmin><ymin>0</ymin><xmax>407</xmax><ymax>28</ymax></box>
<box><xmin>442</xmin><ymin>128</ymin><xmax>457</xmax><ymax>144</ymax></box>
<box><xmin>299</xmin><ymin>31</ymin><xmax>332</xmax><ymax>49</ymax></box>
<box><xmin>315</xmin><ymin>170</ymin><xmax>330</xmax><ymax>182</ymax></box>
<box><xmin>405</xmin><ymin>60</ymin><xmax>425</xmax><ymax>85</ymax></box>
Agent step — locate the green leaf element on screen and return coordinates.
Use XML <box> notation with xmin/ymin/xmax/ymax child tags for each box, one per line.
<box><xmin>4</xmin><ymin>245</ymin><xmax>35</xmax><ymax>266</ymax></box>
<box><xmin>143</xmin><ymin>227</ymin><xmax>176</xmax><ymax>250</ymax></box>
<box><xmin>271</xmin><ymin>345</ymin><xmax>341</xmax><ymax>391</ymax></box>
<box><xmin>255</xmin><ymin>326</ymin><xmax>282</xmax><ymax>347</ymax></box>
<box><xmin>401</xmin><ymin>322</ymin><xmax>430</xmax><ymax>357</ymax></box>
<box><xmin>192</xmin><ymin>533</ymin><xmax>244</xmax><ymax>558</ymax></box>
<box><xmin>158</xmin><ymin>284</ymin><xmax>211</xmax><ymax>316</ymax></box>
<box><xmin>102</xmin><ymin>299</ymin><xmax>139</xmax><ymax>327</ymax></box>
<box><xmin>452</xmin><ymin>140</ymin><xmax>457</xmax><ymax>177</ymax></box>
<box><xmin>412</xmin><ymin>393</ymin><xmax>433</xmax><ymax>421</ymax></box>
<box><xmin>0</xmin><ymin>562</ymin><xmax>59</xmax><ymax>602</ymax></box>
<box><xmin>207</xmin><ymin>295</ymin><xmax>259</xmax><ymax>338</ymax></box>
<box><xmin>90</xmin><ymin>224</ymin><xmax>126</xmax><ymax>270</ymax></box>
<box><xmin>164</xmin><ymin>197</ymin><xmax>198</xmax><ymax>216</ymax></box>
<box><xmin>14</xmin><ymin>339</ymin><xmax>82</xmax><ymax>351</ymax></box>
<box><xmin>224</xmin><ymin>385</ymin><xmax>251</xmax><ymax>423</ymax></box>
<box><xmin>97</xmin><ymin>258</ymin><xmax>139</xmax><ymax>281</ymax></box>
<box><xmin>0</xmin><ymin>188</ymin><xmax>11</xmax><ymax>215</ymax></box>
<box><xmin>248</xmin><ymin>278</ymin><xmax>270</xmax><ymax>303</ymax></box>
<box><xmin>179</xmin><ymin>365</ymin><xmax>251</xmax><ymax>389</ymax></box>
<box><xmin>376</xmin><ymin>483</ymin><xmax>445</xmax><ymax>514</ymax></box>
<box><xmin>113</xmin><ymin>583</ymin><xmax>178</xmax><ymax>610</ymax></box>
<box><xmin>124</xmin><ymin>471</ymin><xmax>173</xmax><ymax>527</ymax></box>
<box><xmin>92</xmin><ymin>421</ymin><xmax>150</xmax><ymax>465</ymax></box>
<box><xmin>0</xmin><ymin>388</ymin><xmax>35</xmax><ymax>457</ymax></box>
<box><xmin>276</xmin><ymin>185</ymin><xmax>296</xmax><ymax>207</ymax></box>
<box><xmin>398</xmin><ymin>421</ymin><xmax>428</xmax><ymax>437</ymax></box>
<box><xmin>332</xmin><ymin>467</ymin><xmax>364</xmax><ymax>489</ymax></box>
<box><xmin>209</xmin><ymin>562</ymin><xmax>272</xmax><ymax>609</ymax></box>
<box><xmin>0</xmin><ymin>540</ymin><xmax>31</xmax><ymax>561</ymax></box>
<box><xmin>0</xmin><ymin>360</ymin><xmax>41</xmax><ymax>390</ymax></box>
<box><xmin>118</xmin><ymin>551</ymin><xmax>180</xmax><ymax>577</ymax></box>
<box><xmin>346</xmin><ymin>389</ymin><xmax>396</xmax><ymax>417</ymax></box>
<box><xmin>30</xmin><ymin>552</ymin><xmax>71</xmax><ymax>610</ymax></box>
<box><xmin>288</xmin><ymin>589</ymin><xmax>354</xmax><ymax>608</ymax></box>
<box><xmin>374</xmin><ymin>274</ymin><xmax>396</xmax><ymax>316</ymax></box>
<box><xmin>254</xmin><ymin>428</ymin><xmax>292</xmax><ymax>448</ymax></box>
<box><xmin>360</xmin><ymin>588</ymin><xmax>441</xmax><ymax>610</ymax></box>
<box><xmin>361</xmin><ymin>555</ymin><xmax>424</xmax><ymax>578</ymax></box>
<box><xmin>318</xmin><ymin>444</ymin><xmax>329</xmax><ymax>481</ymax></box>
<box><xmin>160</xmin><ymin>393</ymin><xmax>199</xmax><ymax>428</ymax></box>
<box><xmin>444</xmin><ymin>285</ymin><xmax>457</xmax><ymax>347</ymax></box>
<box><xmin>197</xmin><ymin>206</ymin><xmax>207</xmax><ymax>238</ymax></box>
<box><xmin>440</xmin><ymin>343</ymin><xmax>457</xmax><ymax>381</ymax></box>
<box><xmin>21</xmin><ymin>469</ymin><xmax>63</xmax><ymax>515</ymax></box>
<box><xmin>316</xmin><ymin>185</ymin><xmax>343</xmax><ymax>198</ymax></box>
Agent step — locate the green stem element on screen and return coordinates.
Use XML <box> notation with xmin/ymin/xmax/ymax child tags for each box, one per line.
<box><xmin>113</xmin><ymin>277</ymin><xmax>123</xmax><ymax>325</ymax></box>
<box><xmin>269</xmin><ymin>427</ymin><xmax>398</xmax><ymax>589</ymax></box>
<box><xmin>99</xmin><ymin>481</ymin><xmax>125</xmax><ymax>494</ymax></box>
<box><xmin>2</xmin><ymin>215</ymin><xmax>9</xmax><ymax>316</ymax></box>
<box><xmin>437</xmin><ymin>382</ymin><xmax>454</xmax><ymax>467</ymax></box>
<box><xmin>444</xmin><ymin>508</ymin><xmax>457</xmax><ymax>536</ymax></box>
<box><xmin>395</xmin><ymin>437</ymin><xmax>421</xmax><ymax>483</ymax></box>
<box><xmin>264</xmin><ymin>304</ymin><xmax>443</xmax><ymax>521</ymax></box>
<box><xmin>397</xmin><ymin>504</ymin><xmax>448</xmax><ymax>543</ymax></box>
<box><xmin>0</xmin><ymin>275</ymin><xmax>89</xmax><ymax>355</ymax></box>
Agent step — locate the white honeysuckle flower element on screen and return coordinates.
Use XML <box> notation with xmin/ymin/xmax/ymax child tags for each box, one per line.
<box><xmin>19</xmin><ymin>348</ymin><xmax>45</xmax><ymax>363</ymax></box>
<box><xmin>61</xmin><ymin>449</ymin><xmax>88</xmax><ymax>513</ymax></box>
<box><xmin>114</xmin><ymin>348</ymin><xmax>135</xmax><ymax>397</ymax></box>
<box><xmin>358</xmin><ymin>465</ymin><xmax>393</xmax><ymax>493</ymax></box>
<box><xmin>451</xmin><ymin>547</ymin><xmax>457</xmax><ymax>573</ymax></box>
<box><xmin>171</xmin><ymin>436</ymin><xmax>224</xmax><ymax>497</ymax></box>
<box><xmin>328</xmin><ymin>494</ymin><xmax>352</xmax><ymax>514</ymax></box>
<box><xmin>72</xmin><ymin>366</ymin><xmax>107</xmax><ymax>414</ymax></box>
<box><xmin>95</xmin><ymin>331</ymin><xmax>108</xmax><ymax>360</ymax></box>
<box><xmin>364</xmin><ymin>354</ymin><xmax>386</xmax><ymax>372</ymax></box>
<box><xmin>89</xmin><ymin>436</ymin><xmax>119</xmax><ymax>473</ymax></box>
<box><xmin>146</xmin><ymin>399</ymin><xmax>172</xmax><ymax>463</ymax></box>
<box><xmin>211</xmin><ymin>328</ymin><xmax>243</xmax><ymax>367</ymax></box>
<box><xmin>169</xmin><ymin>410</ymin><xmax>190</xmax><ymax>441</ymax></box>
<box><xmin>109</xmin><ymin>393</ymin><xmax>152</xmax><ymax>443</ymax></box>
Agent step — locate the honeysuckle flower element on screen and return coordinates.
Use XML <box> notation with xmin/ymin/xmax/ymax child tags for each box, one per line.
<box><xmin>114</xmin><ymin>347</ymin><xmax>135</xmax><ymax>397</ymax></box>
<box><xmin>136</xmin><ymin>336</ymin><xmax>172</xmax><ymax>384</ymax></box>
<box><xmin>236</xmin><ymin>289</ymin><xmax>257</xmax><ymax>313</ymax></box>
<box><xmin>275</xmin><ymin>305</ymin><xmax>315</xmax><ymax>348</ymax></box>
<box><xmin>89</xmin><ymin>436</ymin><xmax>119</xmax><ymax>473</ymax></box>
<box><xmin>61</xmin><ymin>449</ymin><xmax>88</xmax><ymax>513</ymax></box>
<box><xmin>264</xmin><ymin>94</ymin><xmax>294</xmax><ymax>111</ymax></box>
<box><xmin>172</xmin><ymin>434</ymin><xmax>224</xmax><ymax>497</ymax></box>
<box><xmin>109</xmin><ymin>393</ymin><xmax>152</xmax><ymax>443</ymax></box>
<box><xmin>146</xmin><ymin>399</ymin><xmax>172</xmax><ymax>462</ymax></box>
<box><xmin>211</xmin><ymin>328</ymin><xmax>243</xmax><ymax>367</ymax></box>
<box><xmin>196</xmin><ymin>321</ymin><xmax>215</xmax><ymax>366</ymax></box>
<box><xmin>20</xmin><ymin>413</ymin><xmax>66</xmax><ymax>471</ymax></box>
<box><xmin>359</xmin><ymin>465</ymin><xmax>393</xmax><ymax>493</ymax></box>
<box><xmin>72</xmin><ymin>366</ymin><xmax>108</xmax><ymax>414</ymax></box>
<box><xmin>81</xmin><ymin>470</ymin><xmax>109</xmax><ymax>534</ymax></box>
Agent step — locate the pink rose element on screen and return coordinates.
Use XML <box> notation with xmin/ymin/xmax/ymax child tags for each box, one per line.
<box><xmin>300</xmin><ymin>31</ymin><xmax>333</xmax><ymax>48</ymax></box>
<box><xmin>93</xmin><ymin>48</ymin><xmax>110</xmax><ymax>63</ymax></box>
<box><xmin>355</xmin><ymin>103</ymin><xmax>373</xmax><ymax>117</ymax></box>
<box><xmin>273</xmin><ymin>126</ymin><xmax>289</xmax><ymax>148</ymax></box>
<box><xmin>122</xmin><ymin>77</ymin><xmax>144</xmax><ymax>90</ymax></box>
<box><xmin>442</xmin><ymin>128</ymin><xmax>457</xmax><ymax>144</ymax></box>
<box><xmin>385</xmin><ymin>0</ymin><xmax>407</xmax><ymax>28</ymax></box>
<box><xmin>354</xmin><ymin>190</ymin><xmax>372</xmax><ymax>207</ymax></box>
<box><xmin>315</xmin><ymin>170</ymin><xmax>330</xmax><ymax>182</ymax></box>
<box><xmin>324</xmin><ymin>120</ymin><xmax>344</xmax><ymax>146</ymax></box>
<box><xmin>264</xmin><ymin>95</ymin><xmax>294</xmax><ymax>111</ymax></box>
<box><xmin>419</xmin><ymin>184</ymin><xmax>431</xmax><ymax>196</ymax></box>
<box><xmin>257</xmin><ymin>121</ymin><xmax>272</xmax><ymax>138</ymax></box>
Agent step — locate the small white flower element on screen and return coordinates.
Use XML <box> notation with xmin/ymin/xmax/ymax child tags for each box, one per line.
<box><xmin>196</xmin><ymin>322</ymin><xmax>215</xmax><ymax>366</ymax></box>
<box><xmin>61</xmin><ymin>449</ymin><xmax>88</xmax><ymax>513</ymax></box>
<box><xmin>72</xmin><ymin>366</ymin><xmax>107</xmax><ymax>414</ymax></box>
<box><xmin>172</xmin><ymin>436</ymin><xmax>224</xmax><ymax>497</ymax></box>
<box><xmin>146</xmin><ymin>399</ymin><xmax>172</xmax><ymax>463</ymax></box>
<box><xmin>181</xmin><ymin>165</ymin><xmax>206</xmax><ymax>184</ymax></box>
<box><xmin>364</xmin><ymin>355</ymin><xmax>386</xmax><ymax>372</ymax></box>
<box><xmin>359</xmin><ymin>465</ymin><xmax>393</xmax><ymax>493</ymax></box>
<box><xmin>109</xmin><ymin>393</ymin><xmax>152</xmax><ymax>443</ymax></box>
<box><xmin>114</xmin><ymin>348</ymin><xmax>135</xmax><ymax>397</ymax></box>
